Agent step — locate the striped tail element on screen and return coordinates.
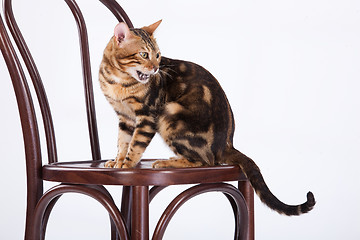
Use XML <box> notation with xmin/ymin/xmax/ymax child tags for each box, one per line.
<box><xmin>224</xmin><ymin>148</ymin><xmax>315</xmax><ymax>216</ymax></box>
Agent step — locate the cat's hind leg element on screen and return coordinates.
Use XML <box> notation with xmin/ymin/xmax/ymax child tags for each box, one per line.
<box><xmin>157</xmin><ymin>103</ymin><xmax>215</xmax><ymax>168</ymax></box>
<box><xmin>153</xmin><ymin>132</ymin><xmax>213</xmax><ymax>168</ymax></box>
<box><xmin>152</xmin><ymin>157</ymin><xmax>205</xmax><ymax>168</ymax></box>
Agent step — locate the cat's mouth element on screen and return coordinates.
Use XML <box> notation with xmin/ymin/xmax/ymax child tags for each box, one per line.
<box><xmin>136</xmin><ymin>71</ymin><xmax>150</xmax><ymax>82</ymax></box>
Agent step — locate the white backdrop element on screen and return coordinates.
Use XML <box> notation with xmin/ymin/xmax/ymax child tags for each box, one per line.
<box><xmin>1</xmin><ymin>0</ymin><xmax>359</xmax><ymax>239</ymax></box>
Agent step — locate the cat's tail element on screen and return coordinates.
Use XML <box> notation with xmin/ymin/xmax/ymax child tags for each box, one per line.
<box><xmin>223</xmin><ymin>148</ymin><xmax>315</xmax><ymax>216</ymax></box>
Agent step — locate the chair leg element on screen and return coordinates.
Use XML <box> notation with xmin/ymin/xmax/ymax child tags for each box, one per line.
<box><xmin>121</xmin><ymin>186</ymin><xmax>132</xmax><ymax>235</ymax></box>
<box><xmin>86</xmin><ymin>185</ymin><xmax>119</xmax><ymax>240</ymax></box>
<box><xmin>149</xmin><ymin>186</ymin><xmax>167</xmax><ymax>203</ymax></box>
<box><xmin>238</xmin><ymin>181</ymin><xmax>254</xmax><ymax>240</ymax></box>
<box><xmin>224</xmin><ymin>194</ymin><xmax>241</xmax><ymax>240</ymax></box>
<box><xmin>32</xmin><ymin>184</ymin><xmax>129</xmax><ymax>240</ymax></box>
<box><xmin>110</xmin><ymin>218</ymin><xmax>118</xmax><ymax>240</ymax></box>
<box><xmin>40</xmin><ymin>195</ymin><xmax>62</xmax><ymax>240</ymax></box>
<box><xmin>131</xmin><ymin>186</ymin><xmax>149</xmax><ymax>240</ymax></box>
<box><xmin>153</xmin><ymin>183</ymin><xmax>248</xmax><ymax>240</ymax></box>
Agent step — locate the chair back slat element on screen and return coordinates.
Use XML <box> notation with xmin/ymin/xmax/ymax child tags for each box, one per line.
<box><xmin>65</xmin><ymin>0</ymin><xmax>101</xmax><ymax>160</ymax></box>
<box><xmin>1</xmin><ymin>1</ymin><xmax>134</xmax><ymax>235</ymax></box>
<box><xmin>0</xmin><ymin>14</ymin><xmax>44</xmax><ymax>234</ymax></box>
<box><xmin>100</xmin><ymin>0</ymin><xmax>134</xmax><ymax>28</ymax></box>
<box><xmin>3</xmin><ymin>0</ymin><xmax>134</xmax><ymax>163</ymax></box>
<box><xmin>3</xmin><ymin>0</ymin><xmax>58</xmax><ymax>163</ymax></box>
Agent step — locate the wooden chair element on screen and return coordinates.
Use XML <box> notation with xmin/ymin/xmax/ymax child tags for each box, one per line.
<box><xmin>0</xmin><ymin>0</ymin><xmax>254</xmax><ymax>239</ymax></box>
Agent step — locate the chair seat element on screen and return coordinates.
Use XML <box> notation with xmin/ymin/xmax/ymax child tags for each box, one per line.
<box><xmin>42</xmin><ymin>159</ymin><xmax>246</xmax><ymax>186</ymax></box>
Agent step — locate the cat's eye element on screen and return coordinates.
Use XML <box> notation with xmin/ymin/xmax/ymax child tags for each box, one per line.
<box><xmin>156</xmin><ymin>52</ymin><xmax>160</xmax><ymax>59</ymax></box>
<box><xmin>139</xmin><ymin>52</ymin><xmax>149</xmax><ymax>59</ymax></box>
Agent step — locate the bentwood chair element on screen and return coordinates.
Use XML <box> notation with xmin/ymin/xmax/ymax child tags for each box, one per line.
<box><xmin>0</xmin><ymin>0</ymin><xmax>254</xmax><ymax>239</ymax></box>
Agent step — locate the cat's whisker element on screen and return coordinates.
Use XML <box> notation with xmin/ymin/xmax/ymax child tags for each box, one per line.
<box><xmin>160</xmin><ymin>65</ymin><xmax>177</xmax><ymax>72</ymax></box>
<box><xmin>160</xmin><ymin>64</ymin><xmax>176</xmax><ymax>67</ymax></box>
<box><xmin>159</xmin><ymin>69</ymin><xmax>172</xmax><ymax>79</ymax></box>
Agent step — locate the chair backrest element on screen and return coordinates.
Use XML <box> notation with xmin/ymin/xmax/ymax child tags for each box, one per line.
<box><xmin>0</xmin><ymin>0</ymin><xmax>133</xmax><ymax>225</ymax></box>
<box><xmin>3</xmin><ymin>0</ymin><xmax>133</xmax><ymax>164</ymax></box>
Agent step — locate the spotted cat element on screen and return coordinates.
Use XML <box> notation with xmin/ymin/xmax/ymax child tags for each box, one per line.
<box><xmin>99</xmin><ymin>20</ymin><xmax>315</xmax><ymax>215</ymax></box>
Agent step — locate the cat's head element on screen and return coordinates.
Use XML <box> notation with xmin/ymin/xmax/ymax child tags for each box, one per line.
<box><xmin>112</xmin><ymin>20</ymin><xmax>162</xmax><ymax>84</ymax></box>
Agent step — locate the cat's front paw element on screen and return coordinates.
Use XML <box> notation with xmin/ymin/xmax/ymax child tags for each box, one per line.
<box><xmin>105</xmin><ymin>160</ymin><xmax>116</xmax><ymax>168</ymax></box>
<box><xmin>113</xmin><ymin>161</ymin><xmax>124</xmax><ymax>168</ymax></box>
<box><xmin>121</xmin><ymin>160</ymin><xmax>137</xmax><ymax>168</ymax></box>
<box><xmin>105</xmin><ymin>156</ymin><xmax>124</xmax><ymax>168</ymax></box>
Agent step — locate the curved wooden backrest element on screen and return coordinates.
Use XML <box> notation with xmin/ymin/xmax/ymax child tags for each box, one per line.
<box><xmin>1</xmin><ymin>0</ymin><xmax>133</xmax><ymax>231</ymax></box>
<box><xmin>3</xmin><ymin>0</ymin><xmax>133</xmax><ymax>165</ymax></box>
<box><xmin>0</xmin><ymin>14</ymin><xmax>44</xmax><ymax>231</ymax></box>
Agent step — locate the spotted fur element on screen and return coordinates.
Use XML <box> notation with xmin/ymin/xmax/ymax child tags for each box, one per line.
<box><xmin>99</xmin><ymin>20</ymin><xmax>315</xmax><ymax>215</ymax></box>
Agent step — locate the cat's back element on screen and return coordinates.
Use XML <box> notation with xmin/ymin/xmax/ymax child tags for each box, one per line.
<box><xmin>159</xmin><ymin>56</ymin><xmax>235</xmax><ymax>149</ymax></box>
<box><xmin>160</xmin><ymin>57</ymin><xmax>230</xmax><ymax>109</ymax></box>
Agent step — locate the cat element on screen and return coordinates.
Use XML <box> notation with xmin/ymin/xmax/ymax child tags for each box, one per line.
<box><xmin>98</xmin><ymin>20</ymin><xmax>315</xmax><ymax>216</ymax></box>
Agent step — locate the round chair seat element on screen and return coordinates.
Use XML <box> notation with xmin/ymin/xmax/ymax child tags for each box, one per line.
<box><xmin>42</xmin><ymin>159</ymin><xmax>246</xmax><ymax>186</ymax></box>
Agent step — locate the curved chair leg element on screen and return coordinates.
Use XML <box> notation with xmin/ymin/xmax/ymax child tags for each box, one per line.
<box><xmin>152</xmin><ymin>183</ymin><xmax>249</xmax><ymax>240</ymax></box>
<box><xmin>238</xmin><ymin>181</ymin><xmax>254</xmax><ymax>240</ymax></box>
<box><xmin>149</xmin><ymin>186</ymin><xmax>168</xmax><ymax>203</ymax></box>
<box><xmin>121</xmin><ymin>186</ymin><xmax>132</xmax><ymax>235</ymax></box>
<box><xmin>87</xmin><ymin>185</ymin><xmax>119</xmax><ymax>240</ymax></box>
<box><xmin>224</xmin><ymin>193</ymin><xmax>241</xmax><ymax>240</ymax></box>
<box><xmin>150</xmin><ymin>185</ymin><xmax>246</xmax><ymax>239</ymax></box>
<box><xmin>32</xmin><ymin>184</ymin><xmax>129</xmax><ymax>240</ymax></box>
<box><xmin>40</xmin><ymin>195</ymin><xmax>62</xmax><ymax>240</ymax></box>
<box><xmin>39</xmin><ymin>185</ymin><xmax>119</xmax><ymax>240</ymax></box>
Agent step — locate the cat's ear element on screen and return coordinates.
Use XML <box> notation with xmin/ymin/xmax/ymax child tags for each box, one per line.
<box><xmin>114</xmin><ymin>22</ymin><xmax>132</xmax><ymax>43</ymax></box>
<box><xmin>142</xmin><ymin>20</ymin><xmax>162</xmax><ymax>36</ymax></box>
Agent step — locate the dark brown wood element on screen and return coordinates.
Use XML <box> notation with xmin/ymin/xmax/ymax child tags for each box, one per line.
<box><xmin>132</xmin><ymin>186</ymin><xmax>149</xmax><ymax>240</ymax></box>
<box><xmin>3</xmin><ymin>0</ymin><xmax>57</xmax><ymax>164</ymax></box>
<box><xmin>152</xmin><ymin>183</ymin><xmax>249</xmax><ymax>240</ymax></box>
<box><xmin>239</xmin><ymin>181</ymin><xmax>255</xmax><ymax>240</ymax></box>
<box><xmin>149</xmin><ymin>186</ymin><xmax>168</xmax><ymax>203</ymax></box>
<box><xmin>32</xmin><ymin>184</ymin><xmax>129</xmax><ymax>240</ymax></box>
<box><xmin>42</xmin><ymin>159</ymin><xmax>246</xmax><ymax>186</ymax></box>
<box><xmin>99</xmin><ymin>0</ymin><xmax>134</xmax><ymax>28</ymax></box>
<box><xmin>0</xmin><ymin>1</ymin><xmax>255</xmax><ymax>239</ymax></box>
<box><xmin>0</xmin><ymin>12</ymin><xmax>43</xmax><ymax>240</ymax></box>
<box><xmin>121</xmin><ymin>186</ymin><xmax>133</xmax><ymax>234</ymax></box>
<box><xmin>64</xmin><ymin>0</ymin><xmax>101</xmax><ymax>161</ymax></box>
